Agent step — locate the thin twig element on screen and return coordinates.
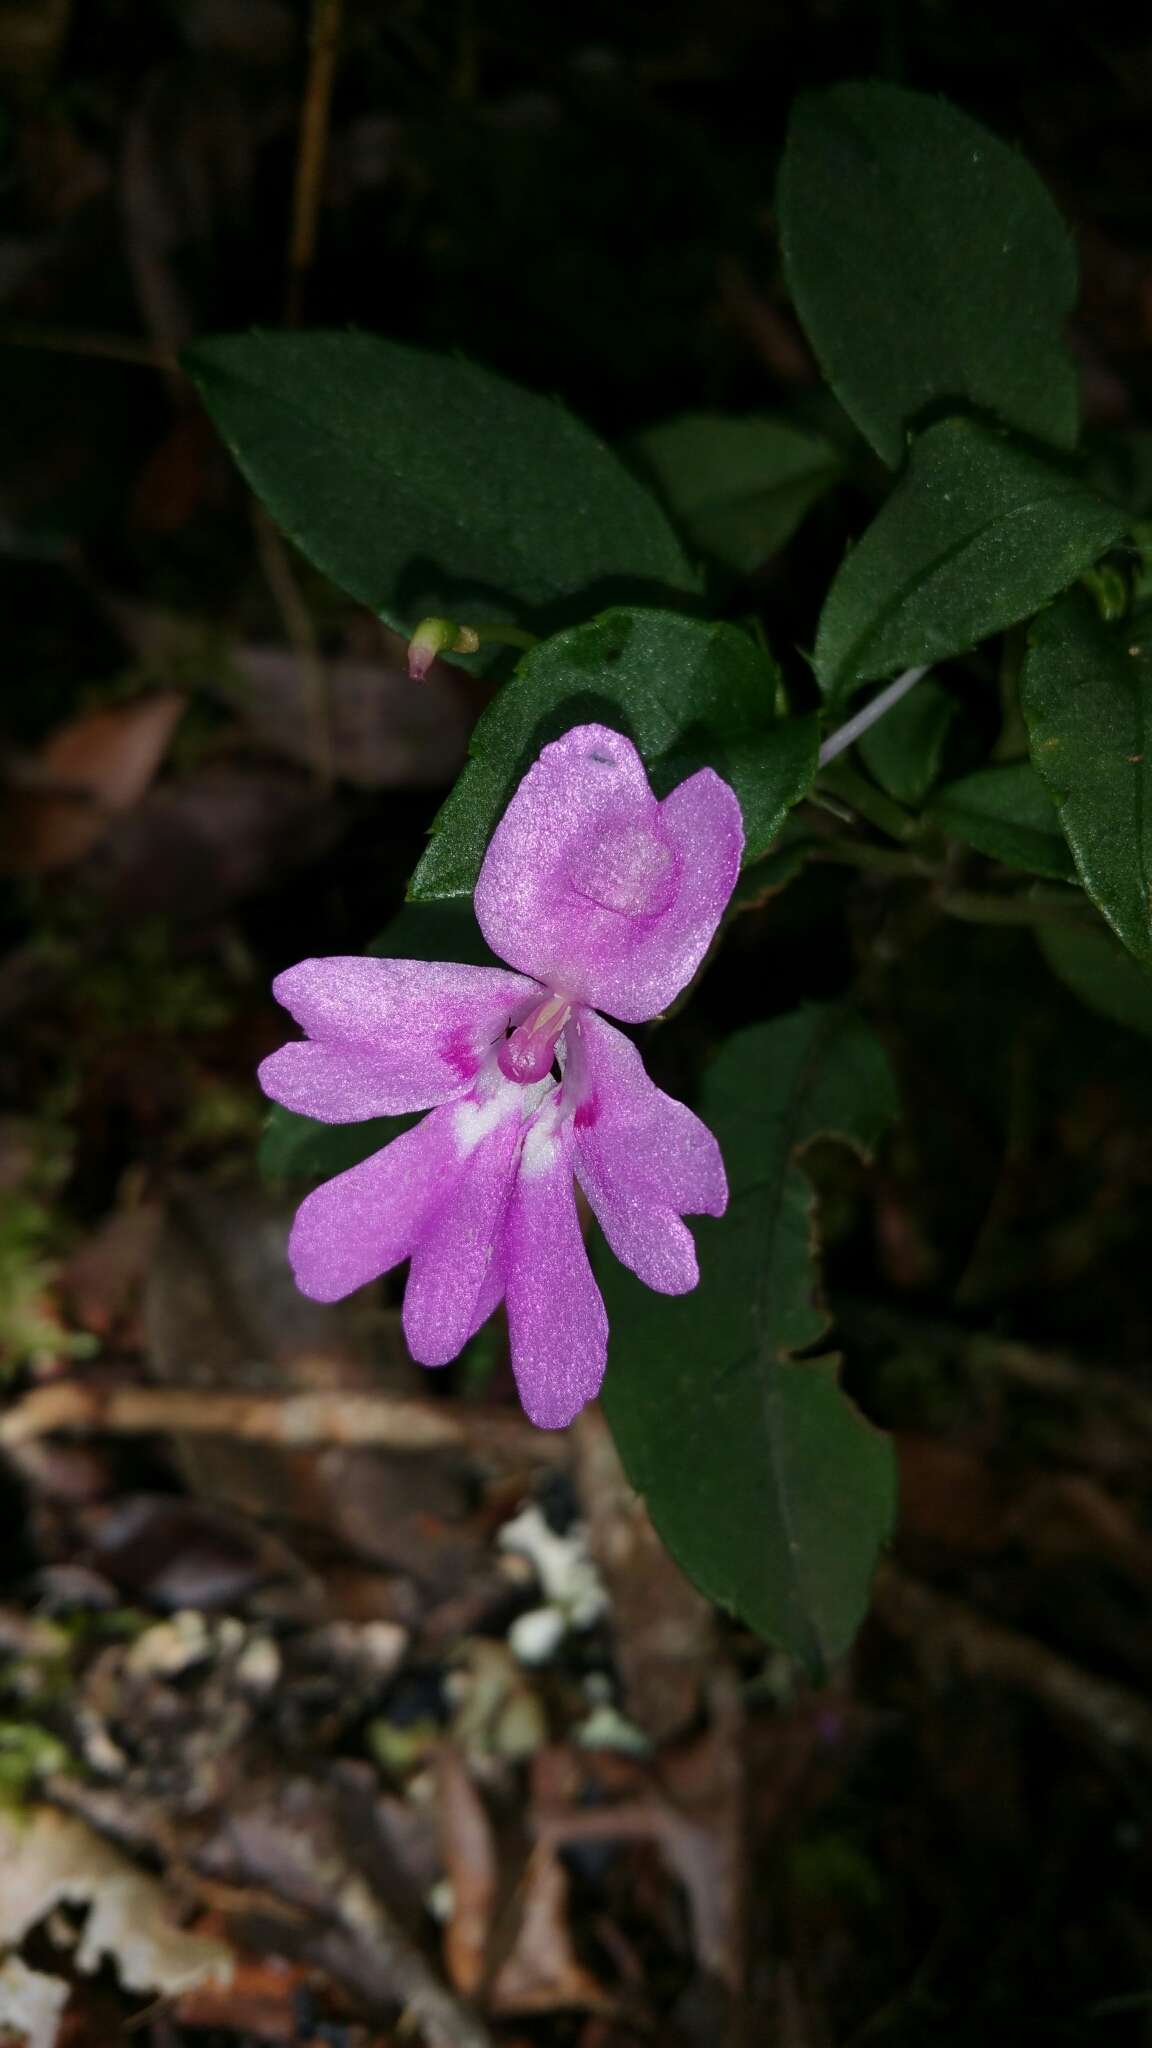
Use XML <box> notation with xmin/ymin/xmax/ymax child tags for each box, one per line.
<box><xmin>256</xmin><ymin>0</ymin><xmax>345</xmax><ymax>784</ymax></box>
<box><xmin>0</xmin><ymin>324</ymin><xmax>177</xmax><ymax>372</ymax></box>
<box><xmin>815</xmin><ymin>759</ymin><xmax>915</xmax><ymax>842</ymax></box>
<box><xmin>937</xmin><ymin>886</ymin><xmax>1088</xmax><ymax>927</ymax></box>
<box><xmin>808</xmin><ymin>841</ymin><xmax>936</xmax><ymax>879</ymax></box>
<box><xmin>0</xmin><ymin>1380</ymin><xmax>568</xmax><ymax>1466</ymax></box>
<box><xmin>818</xmin><ymin>666</ymin><xmax>930</xmax><ymax>768</ymax></box>
<box><xmin>286</xmin><ymin>0</ymin><xmax>345</xmax><ymax>325</ymax></box>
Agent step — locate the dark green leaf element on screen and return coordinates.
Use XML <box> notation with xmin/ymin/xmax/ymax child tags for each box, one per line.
<box><xmin>629</xmin><ymin>413</ymin><xmax>842</xmax><ymax>575</ymax></box>
<box><xmin>368</xmin><ymin>900</ymin><xmax>501</xmax><ymax>969</ymax></box>
<box><xmin>259</xmin><ymin>1106</ymin><xmax>411</xmax><ymax>1184</ymax></box>
<box><xmin>601</xmin><ymin>1007</ymin><xmax>898</xmax><ymax>1676</ymax></box>
<box><xmin>1022</xmin><ymin>590</ymin><xmax>1152</xmax><ymax>960</ymax></box>
<box><xmin>814</xmin><ymin>418</ymin><xmax>1126</xmax><ymax>698</ymax></box>
<box><xmin>410</xmin><ymin>607</ymin><xmax>818</xmax><ymax>901</ymax></box>
<box><xmin>186</xmin><ymin>332</ymin><xmax>697</xmax><ymax>663</ymax></box>
<box><xmin>927</xmin><ymin>761</ymin><xmax>1076</xmax><ymax>880</ymax></box>
<box><xmin>259</xmin><ymin>901</ymin><xmax>493</xmax><ymax>1183</ymax></box>
<box><xmin>1037</xmin><ymin>920</ymin><xmax>1152</xmax><ymax>1039</ymax></box>
<box><xmin>858</xmin><ymin>674</ymin><xmax>956</xmax><ymax>806</ymax></box>
<box><xmin>778</xmin><ymin>83</ymin><xmax>1078</xmax><ymax>467</ymax></box>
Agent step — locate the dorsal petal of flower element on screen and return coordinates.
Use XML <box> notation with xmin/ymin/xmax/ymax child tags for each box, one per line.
<box><xmin>473</xmin><ymin>724</ymin><xmax>744</xmax><ymax>1023</ymax></box>
<box><xmin>568</xmin><ymin>1008</ymin><xmax>727</xmax><ymax>1296</ymax></box>
<box><xmin>259</xmin><ymin>956</ymin><xmax>539</xmax><ymax>1120</ymax></box>
<box><xmin>503</xmin><ymin>1104</ymin><xmax>609</xmax><ymax>1429</ymax></box>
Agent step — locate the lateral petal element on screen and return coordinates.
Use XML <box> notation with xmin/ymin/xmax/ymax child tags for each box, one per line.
<box><xmin>262</xmin><ymin>956</ymin><xmax>538</xmax><ymax>1119</ymax></box>
<box><xmin>569</xmin><ymin>1009</ymin><xmax>726</xmax><ymax>1295</ymax></box>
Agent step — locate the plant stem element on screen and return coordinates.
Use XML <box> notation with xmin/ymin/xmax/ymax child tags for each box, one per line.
<box><xmin>809</xmin><ymin>841</ymin><xmax>934</xmax><ymax>879</ymax></box>
<box><xmin>937</xmin><ymin>887</ymin><xmax>1088</xmax><ymax>927</ymax></box>
<box><xmin>471</xmin><ymin>622</ymin><xmax>538</xmax><ymax>653</ymax></box>
<box><xmin>815</xmin><ymin>759</ymin><xmax>916</xmax><ymax>842</ymax></box>
<box><xmin>818</xmin><ymin>664</ymin><xmax>930</xmax><ymax>767</ymax></box>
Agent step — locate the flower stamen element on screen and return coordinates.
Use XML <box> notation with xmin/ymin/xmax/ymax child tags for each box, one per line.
<box><xmin>498</xmin><ymin>993</ymin><xmax>572</xmax><ymax>1083</ymax></box>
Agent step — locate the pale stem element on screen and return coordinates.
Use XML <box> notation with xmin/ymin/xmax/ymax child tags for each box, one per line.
<box><xmin>818</xmin><ymin>665</ymin><xmax>931</xmax><ymax>768</ymax></box>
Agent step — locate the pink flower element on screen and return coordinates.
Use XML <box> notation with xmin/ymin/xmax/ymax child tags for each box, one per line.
<box><xmin>258</xmin><ymin>725</ymin><xmax>743</xmax><ymax>1427</ymax></box>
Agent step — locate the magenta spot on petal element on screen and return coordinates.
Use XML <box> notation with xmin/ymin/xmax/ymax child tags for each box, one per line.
<box><xmin>441</xmin><ymin>1030</ymin><xmax>480</xmax><ymax>1081</ymax></box>
<box><xmin>574</xmin><ymin>1094</ymin><xmax>599</xmax><ymax>1131</ymax></box>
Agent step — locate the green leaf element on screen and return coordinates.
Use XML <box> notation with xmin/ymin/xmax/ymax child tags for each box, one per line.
<box><xmin>857</xmin><ymin>675</ymin><xmax>956</xmax><ymax>806</ymax></box>
<box><xmin>186</xmin><ymin>332</ymin><xmax>697</xmax><ymax>662</ymax></box>
<box><xmin>1022</xmin><ymin>589</ymin><xmax>1152</xmax><ymax>960</ymax></box>
<box><xmin>259</xmin><ymin>900</ymin><xmax>494</xmax><ymax>1183</ymax></box>
<box><xmin>1037</xmin><ymin>919</ymin><xmax>1152</xmax><ymax>1039</ymax></box>
<box><xmin>927</xmin><ymin>761</ymin><xmax>1077</xmax><ymax>880</ymax></box>
<box><xmin>259</xmin><ymin>1105</ymin><xmax>410</xmax><ymax>1184</ymax></box>
<box><xmin>629</xmin><ymin>413</ymin><xmax>842</xmax><ymax>575</ymax></box>
<box><xmin>814</xmin><ymin>418</ymin><xmax>1126</xmax><ymax>698</ymax></box>
<box><xmin>778</xmin><ymin>82</ymin><xmax>1078</xmax><ymax>467</ymax></box>
<box><xmin>410</xmin><ymin>607</ymin><xmax>818</xmax><ymax>901</ymax></box>
<box><xmin>601</xmin><ymin>1007</ymin><xmax>898</xmax><ymax>1676</ymax></box>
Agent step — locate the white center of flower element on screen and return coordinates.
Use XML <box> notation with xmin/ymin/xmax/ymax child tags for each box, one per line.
<box><xmin>453</xmin><ymin>1090</ymin><xmax>513</xmax><ymax>1158</ymax></box>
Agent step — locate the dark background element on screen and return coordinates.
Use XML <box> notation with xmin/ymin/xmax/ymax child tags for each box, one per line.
<box><xmin>4</xmin><ymin>4</ymin><xmax>1152</xmax><ymax>2044</ymax></box>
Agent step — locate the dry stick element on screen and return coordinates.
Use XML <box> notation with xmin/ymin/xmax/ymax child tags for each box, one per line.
<box><xmin>286</xmin><ymin>0</ymin><xmax>346</xmax><ymax>327</ymax></box>
<box><xmin>256</xmin><ymin>0</ymin><xmax>349</xmax><ymax>789</ymax></box>
<box><xmin>875</xmin><ymin>1563</ymin><xmax>1152</xmax><ymax>1760</ymax></box>
<box><xmin>321</xmin><ymin>1865</ymin><xmax>498</xmax><ymax>2048</ymax></box>
<box><xmin>0</xmin><ymin>1380</ymin><xmax>568</xmax><ymax>1467</ymax></box>
<box><xmin>0</xmin><ymin>325</ymin><xmax>176</xmax><ymax>372</ymax></box>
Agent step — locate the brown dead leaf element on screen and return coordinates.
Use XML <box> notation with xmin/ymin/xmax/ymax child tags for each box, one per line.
<box><xmin>435</xmin><ymin>1747</ymin><xmax>498</xmax><ymax>1997</ymax></box>
<box><xmin>80</xmin><ymin>760</ymin><xmax>342</xmax><ymax>921</ymax></box>
<box><xmin>0</xmin><ymin>692</ymin><xmax>185</xmax><ymax>873</ymax></box>
<box><xmin>0</xmin><ymin>1805</ymin><xmax>233</xmax><ymax>1996</ymax></box>
<box><xmin>60</xmin><ymin>1201</ymin><xmax>163</xmax><ymax>1338</ymax></box>
<box><xmin>172</xmin><ymin>1940</ymin><xmax>316</xmax><ymax>2040</ymax></box>
<box><xmin>225</xmin><ymin>642</ymin><xmax>474</xmax><ymax>789</ymax></box>
<box><xmin>192</xmin><ymin>1773</ymin><xmax>495</xmax><ymax>2048</ymax></box>
<box><xmin>573</xmin><ymin>1409</ymin><xmax>715</xmax><ymax>1743</ymax></box>
<box><xmin>142</xmin><ymin>1182</ymin><xmax>503</xmax><ymax>1602</ymax></box>
<box><xmin>533</xmin><ymin>1679</ymin><xmax>747</xmax><ymax>1999</ymax></box>
<box><xmin>491</xmin><ymin>1846</ymin><xmax>608</xmax><ymax>2016</ymax></box>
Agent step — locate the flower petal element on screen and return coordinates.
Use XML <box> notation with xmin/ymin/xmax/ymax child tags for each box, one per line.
<box><xmin>474</xmin><ymin>724</ymin><xmax>743</xmax><ymax>1022</ymax></box>
<box><xmin>569</xmin><ymin>1010</ymin><xmax>726</xmax><ymax>1295</ymax></box>
<box><xmin>262</xmin><ymin>957</ymin><xmax>538</xmax><ymax>1119</ymax></box>
<box><xmin>504</xmin><ymin>1109</ymin><xmax>608</xmax><ymax>1429</ymax></box>
<box><xmin>403</xmin><ymin>1093</ymin><xmax>522</xmax><ymax>1365</ymax></box>
<box><xmin>287</xmin><ymin>1104</ymin><xmax>461</xmax><ymax>1303</ymax></box>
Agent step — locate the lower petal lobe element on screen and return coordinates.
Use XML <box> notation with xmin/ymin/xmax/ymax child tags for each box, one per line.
<box><xmin>288</xmin><ymin>1104</ymin><xmax>462</xmax><ymax>1303</ymax></box>
<box><xmin>403</xmin><ymin>1103</ymin><xmax>520</xmax><ymax>1365</ymax></box>
<box><xmin>504</xmin><ymin>1121</ymin><xmax>608</xmax><ymax>1429</ymax></box>
<box><xmin>570</xmin><ymin>1010</ymin><xmax>726</xmax><ymax>1294</ymax></box>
